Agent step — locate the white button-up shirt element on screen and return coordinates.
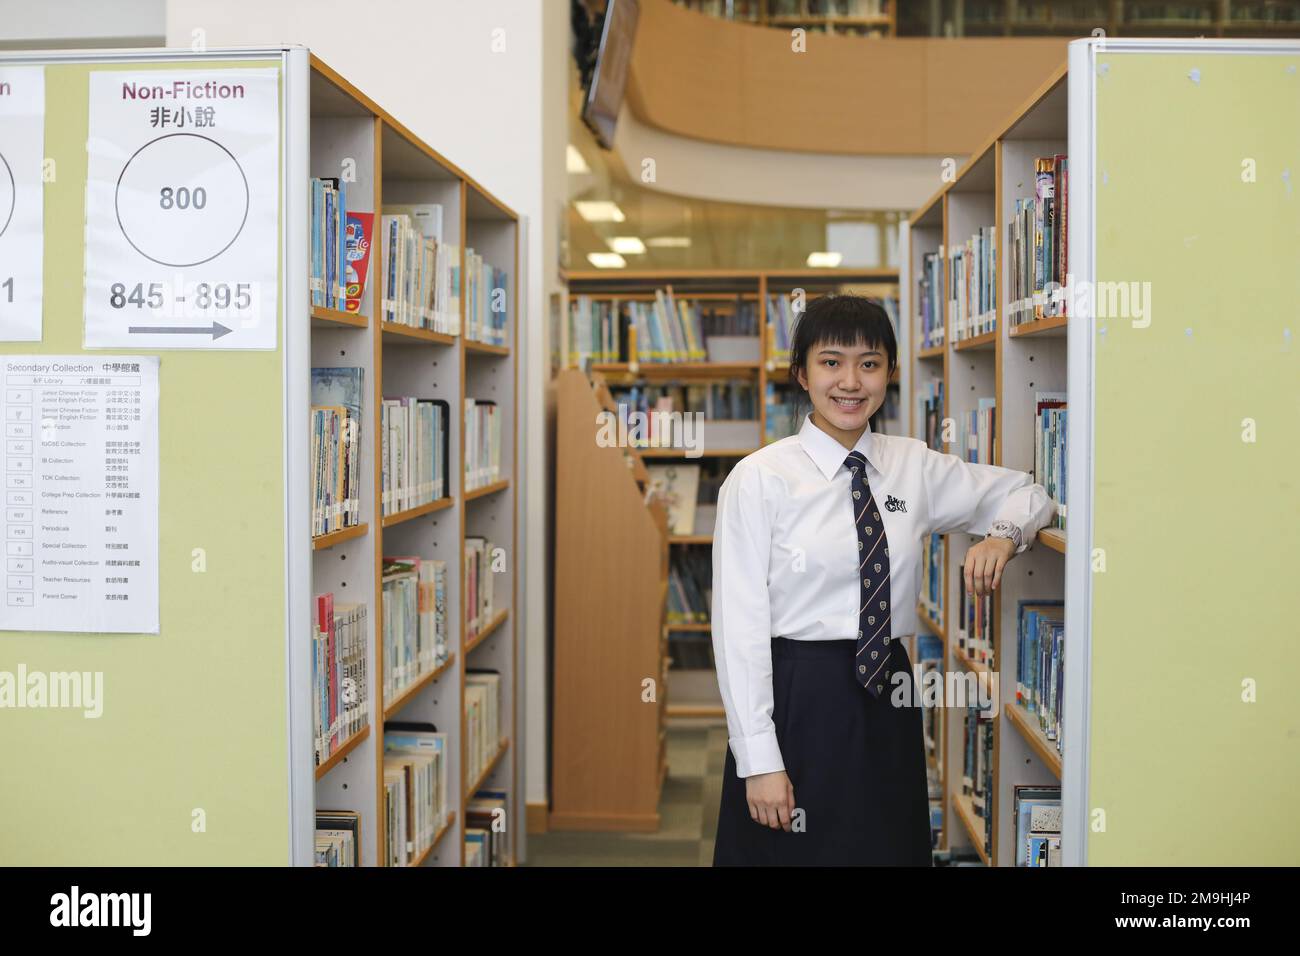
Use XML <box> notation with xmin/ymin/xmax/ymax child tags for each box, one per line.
<box><xmin>710</xmin><ymin>411</ymin><xmax>1057</xmax><ymax>778</ymax></box>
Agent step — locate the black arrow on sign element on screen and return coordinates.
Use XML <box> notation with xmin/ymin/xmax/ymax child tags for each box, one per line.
<box><xmin>127</xmin><ymin>322</ymin><xmax>232</xmax><ymax>340</ymax></box>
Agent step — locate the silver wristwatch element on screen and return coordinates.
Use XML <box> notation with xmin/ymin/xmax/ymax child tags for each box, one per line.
<box><xmin>986</xmin><ymin>519</ymin><xmax>1022</xmax><ymax>551</ymax></box>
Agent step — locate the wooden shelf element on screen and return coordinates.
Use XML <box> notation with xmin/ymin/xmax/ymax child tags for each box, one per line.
<box><xmin>382</xmin><ymin>653</ymin><xmax>457</xmax><ymax>721</ymax></box>
<box><xmin>638</xmin><ymin>447</ymin><xmax>755</xmax><ymax>458</ymax></box>
<box><xmin>311</xmin><ymin>306</ymin><xmax>368</xmax><ymax>329</ymax></box>
<box><xmin>381</xmin><ymin>496</ymin><xmax>454</xmax><ymax>528</ymax></box>
<box><xmin>917</xmin><ymin>343</ymin><xmax>946</xmax><ymax>360</ymax></box>
<box><xmin>465</xmin><ymin>339</ymin><xmax>510</xmax><ymax>356</ymax></box>
<box><xmin>466</xmin><ymin>736</ymin><xmax>510</xmax><ymax>796</ymax></box>
<box><xmin>952</xmin><ymin>641</ymin><xmax>993</xmax><ymax>676</ymax></box>
<box><xmin>590</xmin><ymin>361</ymin><xmax>760</xmax><ymax>380</ymax></box>
<box><xmin>379</xmin><ymin>321</ymin><xmax>457</xmax><ymax>346</ymax></box>
<box><xmin>666</xmin><ymin>703</ymin><xmax>726</xmax><ymax>719</ymax></box>
<box><xmin>953</xmin><ymin>329</ymin><xmax>998</xmax><ymax>352</ymax></box>
<box><xmin>465</xmin><ymin>608</ymin><xmax>508</xmax><ymax>654</ymax></box>
<box><xmin>312</xmin><ymin>523</ymin><xmax>368</xmax><ymax>550</ymax></box>
<box><xmin>408</xmin><ymin>810</ymin><xmax>457</xmax><ymax>866</ymax></box>
<box><xmin>952</xmin><ymin>790</ymin><xmax>991</xmax><ymax>866</ymax></box>
<box><xmin>1008</xmin><ymin>315</ymin><xmax>1068</xmax><ymax>338</ymax></box>
<box><xmin>1037</xmin><ymin>527</ymin><xmax>1066</xmax><ymax>554</ymax></box>
<box><xmin>464</xmin><ymin>477</ymin><xmax>509</xmax><ymax>501</ymax></box>
<box><xmin>669</xmin><ymin>534</ymin><xmax>712</xmax><ymax>544</ymax></box>
<box><xmin>916</xmin><ymin>603</ymin><xmax>946</xmax><ymax>645</ymax></box>
<box><xmin>314</xmin><ymin>723</ymin><xmax>370</xmax><ymax>780</ymax></box>
<box><xmin>1005</xmin><ymin>702</ymin><xmax>1063</xmax><ymax>780</ymax></box>
<box><xmin>667</xmin><ymin>622</ymin><xmax>710</xmax><ymax>631</ymax></box>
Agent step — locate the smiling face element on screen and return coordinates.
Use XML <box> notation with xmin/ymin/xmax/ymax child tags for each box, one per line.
<box><xmin>794</xmin><ymin>337</ymin><xmax>890</xmax><ymax>448</ymax></box>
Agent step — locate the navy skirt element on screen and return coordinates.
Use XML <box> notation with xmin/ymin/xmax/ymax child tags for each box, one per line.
<box><xmin>713</xmin><ymin>636</ymin><xmax>933</xmax><ymax>866</ymax></box>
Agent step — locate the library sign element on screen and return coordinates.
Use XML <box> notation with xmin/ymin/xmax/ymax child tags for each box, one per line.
<box><xmin>83</xmin><ymin>68</ymin><xmax>279</xmax><ymax>349</ymax></box>
<box><xmin>0</xmin><ymin>66</ymin><xmax>45</xmax><ymax>343</ymax></box>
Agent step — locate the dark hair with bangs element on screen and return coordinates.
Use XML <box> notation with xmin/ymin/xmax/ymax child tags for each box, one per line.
<box><xmin>787</xmin><ymin>294</ymin><xmax>898</xmax><ymax>429</ymax></box>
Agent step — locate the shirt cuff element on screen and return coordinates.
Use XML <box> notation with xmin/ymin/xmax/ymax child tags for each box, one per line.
<box><xmin>730</xmin><ymin>731</ymin><xmax>785</xmax><ymax>779</ymax></box>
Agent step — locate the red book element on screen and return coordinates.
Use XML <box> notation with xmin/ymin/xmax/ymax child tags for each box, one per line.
<box><xmin>344</xmin><ymin>211</ymin><xmax>374</xmax><ymax>313</ymax></box>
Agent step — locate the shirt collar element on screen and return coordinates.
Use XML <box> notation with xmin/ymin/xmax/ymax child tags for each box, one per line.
<box><xmin>796</xmin><ymin>411</ymin><xmax>880</xmax><ymax>482</ymax></box>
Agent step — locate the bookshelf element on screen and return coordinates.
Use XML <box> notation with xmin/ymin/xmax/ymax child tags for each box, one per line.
<box><xmin>925</xmin><ymin>0</ymin><xmax>1300</xmax><ymax>38</ymax></box>
<box><xmin>904</xmin><ymin>55</ymin><xmax>1070</xmax><ymax>868</ymax></box>
<box><xmin>551</xmin><ymin>368</ymin><xmax>671</xmax><ymax>829</ymax></box>
<box><xmin>562</xmin><ymin>270</ymin><xmax>901</xmax><ymax>716</ymax></box>
<box><xmin>903</xmin><ymin>36</ymin><xmax>1300</xmax><ymax>866</ymax></box>
<box><xmin>305</xmin><ymin>54</ymin><xmax>519</xmax><ymax>867</ymax></box>
<box><xmin>672</xmin><ymin>0</ymin><xmax>898</xmax><ymax>35</ymax></box>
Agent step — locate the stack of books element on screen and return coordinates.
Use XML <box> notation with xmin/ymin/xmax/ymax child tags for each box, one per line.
<box><xmin>1035</xmin><ymin>391</ymin><xmax>1067</xmax><ymax>530</ymax></box>
<box><xmin>380</xmin><ymin>556</ymin><xmax>449</xmax><ymax>702</ymax></box>
<box><xmin>465</xmin><ymin>247</ymin><xmax>509</xmax><ymax>346</ymax></box>
<box><xmin>1007</xmin><ymin>154</ymin><xmax>1068</xmax><ymax>326</ymax></box>
<box><xmin>464</xmin><ymin>536</ymin><xmax>498</xmax><ymax>642</ymax></box>
<box><xmin>310</xmin><ymin>367</ymin><xmax>364</xmax><ymax>536</ymax></box>
<box><xmin>313</xmin><ymin>593</ymin><xmax>368</xmax><ymax>765</ymax></box>
<box><xmin>381</xmin><ymin>397</ymin><xmax>449</xmax><ymax>516</ymax></box>
<box><xmin>464</xmin><ymin>398</ymin><xmax>502</xmax><ymax>490</ymax></box>
<box><xmin>310</xmin><ymin>176</ymin><xmax>348</xmax><ymax>311</ymax></box>
<box><xmin>1017</xmin><ymin>600</ymin><xmax>1065</xmax><ymax>755</ymax></box>
<box><xmin>465</xmin><ymin>669</ymin><xmax>502</xmax><ymax>785</ymax></box>
<box><xmin>949</xmin><ymin>225</ymin><xmax>997</xmax><ymax>342</ymax></box>
<box><xmin>379</xmin><ymin>205</ymin><xmax>460</xmax><ymax>334</ymax></box>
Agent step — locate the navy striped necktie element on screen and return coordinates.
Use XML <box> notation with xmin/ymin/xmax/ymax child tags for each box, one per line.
<box><xmin>845</xmin><ymin>450</ymin><xmax>891</xmax><ymax>697</ymax></box>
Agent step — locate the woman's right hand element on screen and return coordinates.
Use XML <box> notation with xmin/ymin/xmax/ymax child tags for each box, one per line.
<box><xmin>745</xmin><ymin>770</ymin><xmax>796</xmax><ymax>831</ymax></box>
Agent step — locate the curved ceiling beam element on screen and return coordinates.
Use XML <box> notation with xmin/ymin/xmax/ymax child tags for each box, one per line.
<box><xmin>625</xmin><ymin>0</ymin><xmax>1070</xmax><ymax>157</ymax></box>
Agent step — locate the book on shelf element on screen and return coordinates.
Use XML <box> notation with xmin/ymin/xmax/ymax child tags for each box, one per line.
<box><xmin>464</xmin><ymin>398</ymin><xmax>502</xmax><ymax>490</ymax></box>
<box><xmin>1014</xmin><ymin>785</ymin><xmax>1062</xmax><ymax>867</ymax></box>
<box><xmin>667</xmin><ymin>547</ymin><xmax>711</xmax><ymax>627</ymax></box>
<box><xmin>310</xmin><ymin>366</ymin><xmax>364</xmax><ymax>536</ymax></box>
<box><xmin>918</xmin><ymin>251</ymin><xmax>944</xmax><ymax>349</ymax></box>
<box><xmin>608</xmin><ymin>381</ymin><xmax>758</xmax><ymax>419</ymax></box>
<box><xmin>313</xmin><ymin>593</ymin><xmax>368</xmax><ymax>766</ymax></box>
<box><xmin>465</xmin><ymin>669</ymin><xmax>502</xmax><ymax>787</ymax></box>
<box><xmin>381</xmin><ymin>396</ymin><xmax>449</xmax><ymax>516</ymax></box>
<box><xmin>920</xmin><ymin>532</ymin><xmax>944</xmax><ymax>623</ymax></box>
<box><xmin>384</xmin><ymin>720</ymin><xmax>450</xmax><ymax>862</ymax></box>
<box><xmin>382</xmin><ymin>742</ymin><xmax>438</xmax><ymax>866</ymax></box>
<box><xmin>310</xmin><ymin>176</ymin><xmax>348</xmax><ymax>311</ymax></box>
<box><xmin>1017</xmin><ymin>600</ymin><xmax>1065</xmax><ymax>754</ymax></box>
<box><xmin>1035</xmin><ymin>391</ymin><xmax>1067</xmax><ymax>531</ymax></box>
<box><xmin>949</xmin><ymin>225</ymin><xmax>997</xmax><ymax>343</ymax></box>
<box><xmin>607</xmin><ymin>382</ymin><xmax>760</xmax><ymax>451</ymax></box>
<box><xmin>646</xmin><ymin>463</ymin><xmax>701</xmax><ymax>535</ymax></box>
<box><xmin>343</xmin><ymin>211</ymin><xmax>374</xmax><ymax>314</ymax></box>
<box><xmin>764</xmin><ymin>381</ymin><xmax>798</xmax><ymax>443</ymax></box>
<box><xmin>956</xmin><ymin>581</ymin><xmax>993</xmax><ymax>667</ymax></box>
<box><xmin>314</xmin><ymin>810</ymin><xmax>361</xmax><ymax>867</ymax></box>
<box><xmin>466</xmin><ymin>788</ymin><xmax>508</xmax><ymax>867</ymax></box>
<box><xmin>380</xmin><ymin>556</ymin><xmax>449</xmax><ymax>702</ymax></box>
<box><xmin>566</xmin><ymin>291</ymin><xmax>757</xmax><ymax>367</ymax></box>
<box><xmin>962</xmin><ymin>703</ymin><xmax>995</xmax><ymax>858</ymax></box>
<box><xmin>918</xmin><ymin>378</ymin><xmax>945</xmax><ymax>452</ymax></box>
<box><xmin>667</xmin><ymin>630</ymin><xmax>714</xmax><ymax>669</ymax></box>
<box><xmin>464</xmin><ymin>536</ymin><xmax>498</xmax><ymax>642</ymax></box>
<box><xmin>379</xmin><ymin>204</ymin><xmax>460</xmax><ymax>334</ymax></box>
<box><xmin>465</xmin><ymin>829</ymin><xmax>488</xmax><ymax>866</ymax></box>
<box><xmin>1008</xmin><ymin>154</ymin><xmax>1068</xmax><ymax>326</ymax></box>
<box><xmin>465</xmin><ymin>247</ymin><xmax>509</xmax><ymax>346</ymax></box>
<box><xmin>962</xmin><ymin>396</ymin><xmax>996</xmax><ymax>465</ymax></box>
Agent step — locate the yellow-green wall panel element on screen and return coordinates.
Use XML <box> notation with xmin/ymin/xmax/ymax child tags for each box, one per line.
<box><xmin>1090</xmin><ymin>50</ymin><xmax>1300</xmax><ymax>864</ymax></box>
<box><xmin>0</xmin><ymin>57</ymin><xmax>288</xmax><ymax>865</ymax></box>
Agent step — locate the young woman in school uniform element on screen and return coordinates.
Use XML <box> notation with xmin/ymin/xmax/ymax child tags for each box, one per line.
<box><xmin>710</xmin><ymin>294</ymin><xmax>1056</xmax><ymax>866</ymax></box>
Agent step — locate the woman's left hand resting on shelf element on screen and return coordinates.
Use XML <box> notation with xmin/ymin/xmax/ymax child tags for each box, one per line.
<box><xmin>964</xmin><ymin>536</ymin><xmax>1017</xmax><ymax>597</ymax></box>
